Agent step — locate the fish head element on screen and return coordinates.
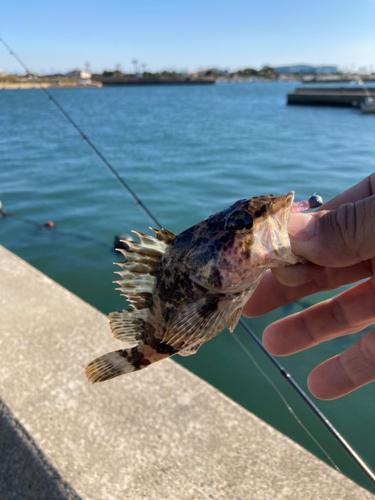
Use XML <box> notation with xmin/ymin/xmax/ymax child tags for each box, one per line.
<box><xmin>185</xmin><ymin>191</ymin><xmax>303</xmax><ymax>292</ymax></box>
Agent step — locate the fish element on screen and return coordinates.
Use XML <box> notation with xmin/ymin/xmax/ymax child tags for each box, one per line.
<box><xmin>85</xmin><ymin>191</ymin><xmax>317</xmax><ymax>383</ymax></box>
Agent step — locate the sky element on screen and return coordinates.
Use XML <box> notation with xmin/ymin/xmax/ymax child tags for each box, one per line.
<box><xmin>1</xmin><ymin>0</ymin><xmax>375</xmax><ymax>75</ymax></box>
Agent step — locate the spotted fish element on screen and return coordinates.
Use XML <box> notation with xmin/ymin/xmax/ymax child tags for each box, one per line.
<box><xmin>85</xmin><ymin>191</ymin><xmax>319</xmax><ymax>383</ymax></box>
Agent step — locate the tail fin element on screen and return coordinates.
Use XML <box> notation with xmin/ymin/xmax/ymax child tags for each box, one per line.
<box><xmin>85</xmin><ymin>348</ymin><xmax>140</xmax><ymax>383</ymax></box>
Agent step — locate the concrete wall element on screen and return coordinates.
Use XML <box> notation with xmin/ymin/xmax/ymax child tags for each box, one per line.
<box><xmin>0</xmin><ymin>245</ymin><xmax>373</xmax><ymax>500</ymax></box>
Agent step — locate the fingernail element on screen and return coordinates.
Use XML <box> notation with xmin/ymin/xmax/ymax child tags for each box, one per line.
<box><xmin>288</xmin><ymin>214</ymin><xmax>317</xmax><ymax>241</ymax></box>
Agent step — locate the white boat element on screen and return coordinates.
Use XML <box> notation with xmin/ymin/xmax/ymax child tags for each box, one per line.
<box><xmin>360</xmin><ymin>97</ymin><xmax>375</xmax><ymax>113</ymax></box>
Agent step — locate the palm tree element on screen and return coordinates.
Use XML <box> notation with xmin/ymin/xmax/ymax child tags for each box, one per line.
<box><xmin>131</xmin><ymin>59</ymin><xmax>139</xmax><ymax>74</ymax></box>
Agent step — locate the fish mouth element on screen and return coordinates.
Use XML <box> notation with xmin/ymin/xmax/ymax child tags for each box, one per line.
<box><xmin>268</xmin><ymin>191</ymin><xmax>295</xmax><ymax>258</ymax></box>
<box><xmin>251</xmin><ymin>191</ymin><xmax>300</xmax><ymax>267</ymax></box>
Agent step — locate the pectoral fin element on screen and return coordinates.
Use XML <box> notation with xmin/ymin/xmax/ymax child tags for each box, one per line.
<box><xmin>163</xmin><ymin>295</ymin><xmax>228</xmax><ymax>350</ymax></box>
<box><xmin>226</xmin><ymin>307</ymin><xmax>242</xmax><ymax>332</ymax></box>
<box><xmin>178</xmin><ymin>344</ymin><xmax>201</xmax><ymax>357</ymax></box>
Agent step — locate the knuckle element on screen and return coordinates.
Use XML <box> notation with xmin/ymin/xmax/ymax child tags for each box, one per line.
<box><xmin>357</xmin><ymin>330</ymin><xmax>375</xmax><ymax>373</ymax></box>
<box><xmin>314</xmin><ymin>208</ymin><xmax>356</xmax><ymax>267</ymax></box>
<box><xmin>337</xmin><ymin>354</ymin><xmax>357</xmax><ymax>390</ymax></box>
<box><xmin>341</xmin><ymin>330</ymin><xmax>375</xmax><ymax>388</ymax></box>
<box><xmin>325</xmin><ymin>197</ymin><xmax>375</xmax><ymax>265</ymax></box>
<box><xmin>334</xmin><ymin>203</ymin><xmax>362</xmax><ymax>262</ymax></box>
<box><xmin>296</xmin><ymin>310</ymin><xmax>317</xmax><ymax>346</ymax></box>
<box><xmin>329</xmin><ymin>296</ymin><xmax>349</xmax><ymax>328</ymax></box>
<box><xmin>312</xmin><ymin>268</ymin><xmax>331</xmax><ymax>292</ymax></box>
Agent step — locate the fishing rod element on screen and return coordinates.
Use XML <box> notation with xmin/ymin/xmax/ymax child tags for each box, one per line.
<box><xmin>237</xmin><ymin>319</ymin><xmax>375</xmax><ymax>485</ymax></box>
<box><xmin>2</xmin><ymin>37</ymin><xmax>375</xmax><ymax>488</ymax></box>
<box><xmin>0</xmin><ymin>38</ymin><xmax>161</xmax><ymax>230</ymax></box>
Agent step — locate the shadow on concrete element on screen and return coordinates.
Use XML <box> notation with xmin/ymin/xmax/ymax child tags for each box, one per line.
<box><xmin>0</xmin><ymin>398</ymin><xmax>81</xmax><ymax>500</ymax></box>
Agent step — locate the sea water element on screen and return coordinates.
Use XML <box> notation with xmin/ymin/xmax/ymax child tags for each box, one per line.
<box><xmin>1</xmin><ymin>82</ymin><xmax>374</xmax><ymax>492</ymax></box>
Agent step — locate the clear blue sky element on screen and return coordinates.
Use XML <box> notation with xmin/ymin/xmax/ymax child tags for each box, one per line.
<box><xmin>1</xmin><ymin>0</ymin><xmax>375</xmax><ymax>74</ymax></box>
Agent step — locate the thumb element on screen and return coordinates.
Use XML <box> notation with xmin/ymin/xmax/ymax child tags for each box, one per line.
<box><xmin>287</xmin><ymin>196</ymin><xmax>375</xmax><ymax>268</ymax></box>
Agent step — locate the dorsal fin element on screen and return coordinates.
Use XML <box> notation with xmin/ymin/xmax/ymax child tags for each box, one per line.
<box><xmin>114</xmin><ymin>229</ymin><xmax>175</xmax><ymax>310</ymax></box>
<box><xmin>150</xmin><ymin>227</ymin><xmax>177</xmax><ymax>245</ymax></box>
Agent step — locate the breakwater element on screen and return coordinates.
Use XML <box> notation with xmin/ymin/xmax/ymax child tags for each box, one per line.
<box><xmin>288</xmin><ymin>87</ymin><xmax>375</xmax><ymax>107</ymax></box>
<box><xmin>302</xmin><ymin>75</ymin><xmax>375</xmax><ymax>83</ymax></box>
<box><xmin>93</xmin><ymin>75</ymin><xmax>215</xmax><ymax>86</ymax></box>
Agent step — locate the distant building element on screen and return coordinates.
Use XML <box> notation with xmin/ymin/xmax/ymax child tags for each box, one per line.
<box><xmin>270</xmin><ymin>65</ymin><xmax>338</xmax><ymax>75</ymax></box>
<box><xmin>0</xmin><ymin>68</ymin><xmax>6</xmax><ymax>77</ymax></box>
<box><xmin>65</xmin><ymin>70</ymin><xmax>92</xmax><ymax>79</ymax></box>
<box><xmin>313</xmin><ymin>66</ymin><xmax>339</xmax><ymax>75</ymax></box>
<box><xmin>79</xmin><ymin>79</ymin><xmax>92</xmax><ymax>86</ymax></box>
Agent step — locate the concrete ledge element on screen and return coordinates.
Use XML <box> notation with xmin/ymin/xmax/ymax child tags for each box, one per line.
<box><xmin>0</xmin><ymin>398</ymin><xmax>80</xmax><ymax>500</ymax></box>
<box><xmin>0</xmin><ymin>245</ymin><xmax>373</xmax><ymax>500</ymax></box>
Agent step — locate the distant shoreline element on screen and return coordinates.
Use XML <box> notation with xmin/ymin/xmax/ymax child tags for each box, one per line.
<box><xmin>0</xmin><ymin>82</ymin><xmax>102</xmax><ymax>90</ymax></box>
<box><xmin>0</xmin><ymin>80</ymin><xmax>216</xmax><ymax>89</ymax></box>
<box><xmin>0</xmin><ymin>76</ymin><xmax>217</xmax><ymax>89</ymax></box>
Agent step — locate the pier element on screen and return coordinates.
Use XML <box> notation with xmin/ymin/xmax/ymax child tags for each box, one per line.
<box><xmin>287</xmin><ymin>87</ymin><xmax>375</xmax><ymax>107</ymax></box>
<box><xmin>93</xmin><ymin>75</ymin><xmax>215</xmax><ymax>86</ymax></box>
<box><xmin>0</xmin><ymin>244</ymin><xmax>373</xmax><ymax>499</ymax></box>
<box><xmin>302</xmin><ymin>75</ymin><xmax>375</xmax><ymax>84</ymax></box>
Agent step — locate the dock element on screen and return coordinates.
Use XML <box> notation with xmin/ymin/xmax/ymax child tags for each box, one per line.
<box><xmin>0</xmin><ymin>244</ymin><xmax>374</xmax><ymax>500</ymax></box>
<box><xmin>287</xmin><ymin>87</ymin><xmax>375</xmax><ymax>107</ymax></box>
<box><xmin>302</xmin><ymin>75</ymin><xmax>375</xmax><ymax>84</ymax></box>
<box><xmin>92</xmin><ymin>75</ymin><xmax>215</xmax><ymax>86</ymax></box>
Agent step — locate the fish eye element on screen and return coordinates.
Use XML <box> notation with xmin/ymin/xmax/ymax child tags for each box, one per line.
<box><xmin>225</xmin><ymin>210</ymin><xmax>253</xmax><ymax>234</ymax></box>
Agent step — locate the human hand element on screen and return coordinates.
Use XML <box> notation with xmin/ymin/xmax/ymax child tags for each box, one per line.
<box><xmin>243</xmin><ymin>173</ymin><xmax>375</xmax><ymax>400</ymax></box>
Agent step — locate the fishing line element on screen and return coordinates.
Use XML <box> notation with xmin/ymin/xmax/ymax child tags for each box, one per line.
<box><xmin>0</xmin><ymin>206</ymin><xmax>111</xmax><ymax>249</ymax></box>
<box><xmin>230</xmin><ymin>328</ymin><xmax>340</xmax><ymax>472</ymax></box>
<box><xmin>170</xmin><ymin>179</ymin><xmax>213</xmax><ymax>213</ymax></box>
<box><xmin>238</xmin><ymin>319</ymin><xmax>375</xmax><ymax>486</ymax></box>
<box><xmin>0</xmin><ymin>38</ymin><xmax>161</xmax><ymax>230</ymax></box>
<box><xmin>3</xmin><ymin>37</ymin><xmax>375</xmax><ymax>488</ymax></box>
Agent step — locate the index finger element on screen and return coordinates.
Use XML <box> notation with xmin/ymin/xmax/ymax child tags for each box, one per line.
<box><xmin>262</xmin><ymin>278</ymin><xmax>375</xmax><ymax>356</ymax></box>
<box><xmin>243</xmin><ymin>260</ymin><xmax>372</xmax><ymax>317</ymax></box>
